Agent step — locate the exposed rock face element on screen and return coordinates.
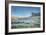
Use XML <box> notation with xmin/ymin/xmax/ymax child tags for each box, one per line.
<box><xmin>11</xmin><ymin>16</ymin><xmax>32</xmax><ymax>23</ymax></box>
<box><xmin>32</xmin><ymin>12</ymin><xmax>40</xmax><ymax>16</ymax></box>
<box><xmin>11</xmin><ymin>16</ymin><xmax>40</xmax><ymax>24</ymax></box>
<box><xmin>11</xmin><ymin>12</ymin><xmax>40</xmax><ymax>23</ymax></box>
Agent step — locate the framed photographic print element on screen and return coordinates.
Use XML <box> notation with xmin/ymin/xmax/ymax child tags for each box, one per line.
<box><xmin>5</xmin><ymin>0</ymin><xmax>45</xmax><ymax>34</ymax></box>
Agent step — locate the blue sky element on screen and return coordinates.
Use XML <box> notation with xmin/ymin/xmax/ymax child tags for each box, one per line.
<box><xmin>11</xmin><ymin>6</ymin><xmax>40</xmax><ymax>16</ymax></box>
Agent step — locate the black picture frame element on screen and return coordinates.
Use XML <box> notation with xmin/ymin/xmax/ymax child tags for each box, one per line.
<box><xmin>5</xmin><ymin>0</ymin><xmax>45</xmax><ymax>35</ymax></box>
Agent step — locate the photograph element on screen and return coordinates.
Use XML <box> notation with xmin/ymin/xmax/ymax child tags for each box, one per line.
<box><xmin>11</xmin><ymin>6</ymin><xmax>40</xmax><ymax>29</ymax></box>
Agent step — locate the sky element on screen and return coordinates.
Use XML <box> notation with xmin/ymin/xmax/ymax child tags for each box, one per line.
<box><xmin>11</xmin><ymin>6</ymin><xmax>40</xmax><ymax>17</ymax></box>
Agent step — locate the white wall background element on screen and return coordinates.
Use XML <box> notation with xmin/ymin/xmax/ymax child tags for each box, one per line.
<box><xmin>0</xmin><ymin>0</ymin><xmax>46</xmax><ymax>35</ymax></box>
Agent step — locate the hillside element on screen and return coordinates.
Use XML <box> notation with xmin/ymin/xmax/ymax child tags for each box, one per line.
<box><xmin>11</xmin><ymin>16</ymin><xmax>40</xmax><ymax>29</ymax></box>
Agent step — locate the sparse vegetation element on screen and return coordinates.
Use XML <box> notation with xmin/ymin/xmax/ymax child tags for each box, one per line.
<box><xmin>11</xmin><ymin>16</ymin><xmax>40</xmax><ymax>29</ymax></box>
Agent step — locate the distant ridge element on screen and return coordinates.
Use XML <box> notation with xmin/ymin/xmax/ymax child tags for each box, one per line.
<box><xmin>11</xmin><ymin>16</ymin><xmax>31</xmax><ymax>18</ymax></box>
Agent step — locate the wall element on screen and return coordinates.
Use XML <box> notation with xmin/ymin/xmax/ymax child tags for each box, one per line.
<box><xmin>0</xmin><ymin>0</ymin><xmax>46</xmax><ymax>35</ymax></box>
